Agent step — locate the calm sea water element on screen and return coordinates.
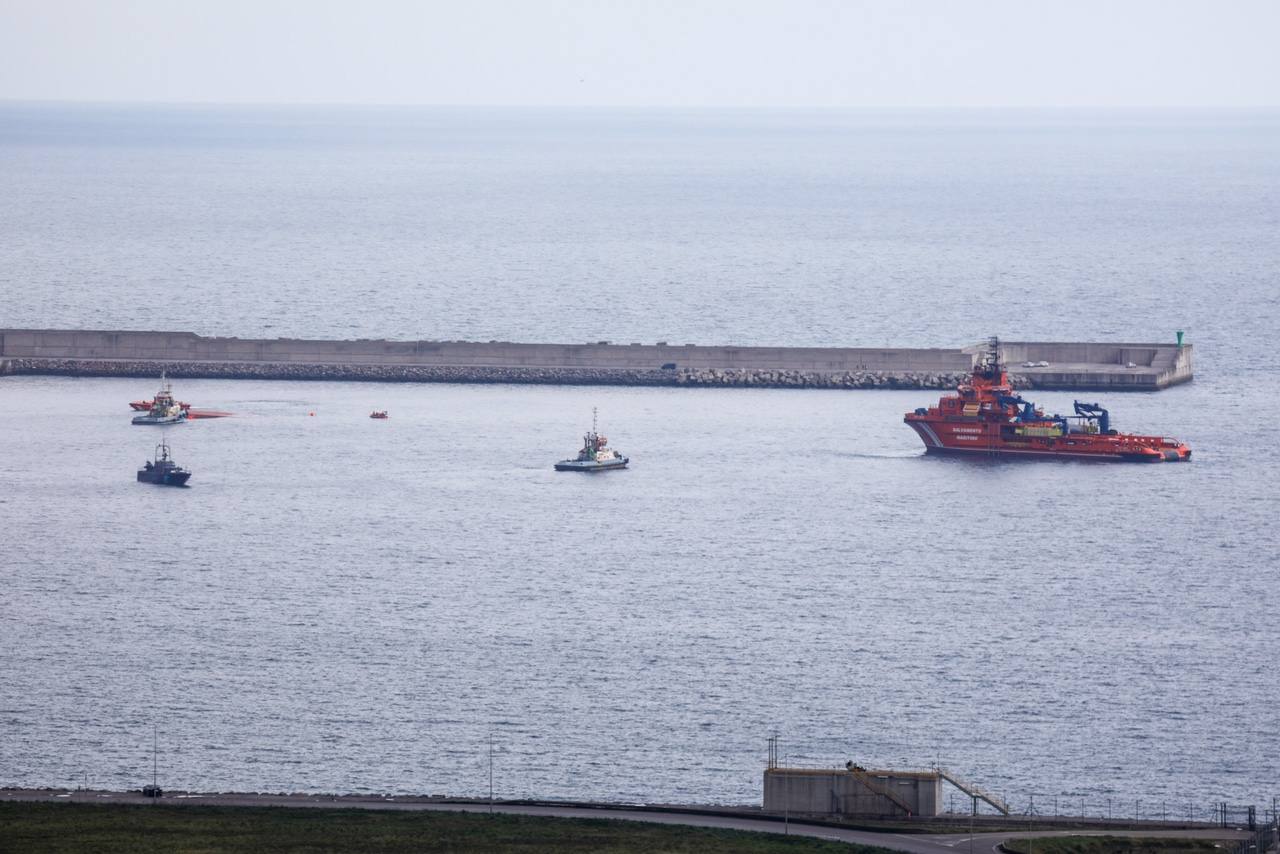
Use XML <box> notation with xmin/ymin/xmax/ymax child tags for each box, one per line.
<box><xmin>1</xmin><ymin>105</ymin><xmax>1278</xmax><ymax>808</ymax></box>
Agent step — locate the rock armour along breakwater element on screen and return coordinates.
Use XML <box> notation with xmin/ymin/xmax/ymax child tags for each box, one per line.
<box><xmin>0</xmin><ymin>329</ymin><xmax>1193</xmax><ymax>390</ymax></box>
<box><xmin>0</xmin><ymin>358</ymin><xmax>972</xmax><ymax>390</ymax></box>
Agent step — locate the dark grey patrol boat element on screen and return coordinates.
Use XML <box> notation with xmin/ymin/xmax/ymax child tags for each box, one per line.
<box><xmin>137</xmin><ymin>441</ymin><xmax>192</xmax><ymax>486</ymax></box>
<box><xmin>555</xmin><ymin>408</ymin><xmax>629</xmax><ymax>472</ymax></box>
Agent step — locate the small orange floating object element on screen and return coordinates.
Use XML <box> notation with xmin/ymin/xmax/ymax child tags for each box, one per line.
<box><xmin>309</xmin><ymin>411</ymin><xmax>315</xmax><ymax>417</ymax></box>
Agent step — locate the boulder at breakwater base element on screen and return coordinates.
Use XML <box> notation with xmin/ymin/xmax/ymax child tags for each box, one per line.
<box><xmin>3</xmin><ymin>358</ymin><xmax>969</xmax><ymax>390</ymax></box>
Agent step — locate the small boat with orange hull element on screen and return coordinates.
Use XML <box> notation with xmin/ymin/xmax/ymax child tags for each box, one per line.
<box><xmin>904</xmin><ymin>338</ymin><xmax>1191</xmax><ymax>462</ymax></box>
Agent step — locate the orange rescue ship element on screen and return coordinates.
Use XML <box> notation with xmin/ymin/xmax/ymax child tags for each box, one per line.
<box><xmin>904</xmin><ymin>338</ymin><xmax>1191</xmax><ymax>462</ymax></box>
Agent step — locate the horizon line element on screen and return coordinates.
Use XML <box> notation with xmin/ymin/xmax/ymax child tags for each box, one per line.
<box><xmin>3</xmin><ymin>97</ymin><xmax>1279</xmax><ymax>111</ymax></box>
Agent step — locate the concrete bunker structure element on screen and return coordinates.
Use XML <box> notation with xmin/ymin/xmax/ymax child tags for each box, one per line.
<box><xmin>763</xmin><ymin>764</ymin><xmax>944</xmax><ymax>818</ymax></box>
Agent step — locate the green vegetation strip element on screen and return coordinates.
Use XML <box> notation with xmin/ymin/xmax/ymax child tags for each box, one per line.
<box><xmin>1001</xmin><ymin>837</ymin><xmax>1225</xmax><ymax>854</ymax></box>
<box><xmin>0</xmin><ymin>801</ymin><xmax>893</xmax><ymax>853</ymax></box>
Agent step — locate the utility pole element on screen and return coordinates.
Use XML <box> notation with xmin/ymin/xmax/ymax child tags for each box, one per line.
<box><xmin>1028</xmin><ymin>794</ymin><xmax>1034</xmax><ymax>854</ymax></box>
<box><xmin>969</xmin><ymin>795</ymin><xmax>975</xmax><ymax>854</ymax></box>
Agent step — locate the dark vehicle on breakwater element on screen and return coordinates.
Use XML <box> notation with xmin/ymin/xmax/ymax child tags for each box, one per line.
<box><xmin>137</xmin><ymin>441</ymin><xmax>192</xmax><ymax>486</ymax></box>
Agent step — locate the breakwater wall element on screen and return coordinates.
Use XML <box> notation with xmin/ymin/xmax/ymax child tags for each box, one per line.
<box><xmin>0</xmin><ymin>329</ymin><xmax>1193</xmax><ymax>390</ymax></box>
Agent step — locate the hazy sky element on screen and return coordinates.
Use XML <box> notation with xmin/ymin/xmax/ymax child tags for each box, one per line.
<box><xmin>2</xmin><ymin>0</ymin><xmax>1277</xmax><ymax>107</ymax></box>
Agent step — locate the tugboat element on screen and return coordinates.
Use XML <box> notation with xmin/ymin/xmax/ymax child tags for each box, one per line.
<box><xmin>136</xmin><ymin>441</ymin><xmax>192</xmax><ymax>486</ymax></box>
<box><xmin>904</xmin><ymin>338</ymin><xmax>1191</xmax><ymax>462</ymax></box>
<box><xmin>555</xmin><ymin>408</ymin><xmax>629</xmax><ymax>472</ymax></box>
<box><xmin>131</xmin><ymin>375</ymin><xmax>189</xmax><ymax>425</ymax></box>
<box><xmin>370</xmin><ymin>410</ymin><xmax>389</xmax><ymax>420</ymax></box>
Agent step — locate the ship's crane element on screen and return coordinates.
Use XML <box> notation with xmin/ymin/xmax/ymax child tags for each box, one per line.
<box><xmin>996</xmin><ymin>393</ymin><xmax>1039</xmax><ymax>422</ymax></box>
<box><xmin>1073</xmin><ymin>401</ymin><xmax>1111</xmax><ymax>434</ymax></box>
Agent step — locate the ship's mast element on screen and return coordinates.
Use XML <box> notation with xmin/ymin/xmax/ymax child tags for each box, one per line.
<box><xmin>978</xmin><ymin>335</ymin><xmax>1002</xmax><ymax>380</ymax></box>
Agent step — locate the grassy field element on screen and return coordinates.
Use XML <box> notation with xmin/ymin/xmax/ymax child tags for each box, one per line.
<box><xmin>1000</xmin><ymin>836</ymin><xmax>1226</xmax><ymax>854</ymax></box>
<box><xmin>0</xmin><ymin>801</ymin><xmax>896</xmax><ymax>853</ymax></box>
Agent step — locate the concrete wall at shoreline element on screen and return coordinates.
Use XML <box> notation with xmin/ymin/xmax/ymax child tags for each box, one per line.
<box><xmin>0</xmin><ymin>329</ymin><xmax>1193</xmax><ymax>390</ymax></box>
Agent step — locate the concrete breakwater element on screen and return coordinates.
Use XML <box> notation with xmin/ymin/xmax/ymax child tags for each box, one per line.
<box><xmin>0</xmin><ymin>329</ymin><xmax>1193</xmax><ymax>390</ymax></box>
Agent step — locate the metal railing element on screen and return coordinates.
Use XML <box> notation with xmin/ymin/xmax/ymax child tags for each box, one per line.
<box><xmin>936</xmin><ymin>766</ymin><xmax>1010</xmax><ymax>816</ymax></box>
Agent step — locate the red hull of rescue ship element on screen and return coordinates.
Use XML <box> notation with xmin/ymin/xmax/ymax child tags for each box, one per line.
<box><xmin>904</xmin><ymin>339</ymin><xmax>1190</xmax><ymax>462</ymax></box>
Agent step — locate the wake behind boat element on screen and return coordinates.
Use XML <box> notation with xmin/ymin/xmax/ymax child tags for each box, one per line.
<box><xmin>555</xmin><ymin>408</ymin><xmax>629</xmax><ymax>472</ymax></box>
<box><xmin>904</xmin><ymin>338</ymin><xmax>1191</xmax><ymax>462</ymax></box>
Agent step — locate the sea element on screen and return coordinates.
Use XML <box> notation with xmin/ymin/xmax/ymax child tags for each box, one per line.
<box><xmin>1</xmin><ymin>103</ymin><xmax>1278</xmax><ymax>811</ymax></box>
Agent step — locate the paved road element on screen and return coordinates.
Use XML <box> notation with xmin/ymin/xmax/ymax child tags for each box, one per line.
<box><xmin>0</xmin><ymin>789</ymin><xmax>1253</xmax><ymax>852</ymax></box>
